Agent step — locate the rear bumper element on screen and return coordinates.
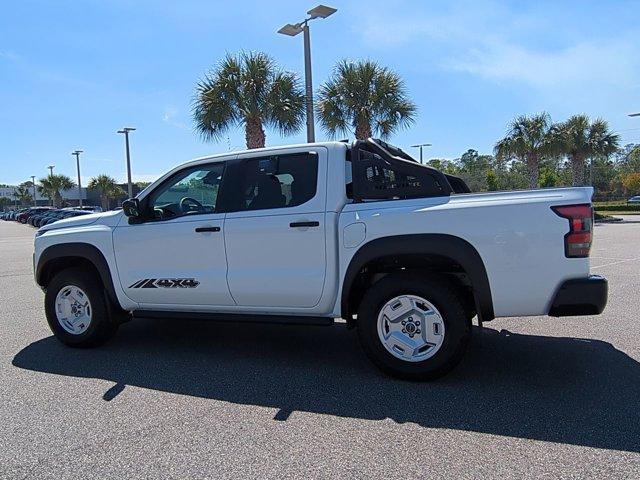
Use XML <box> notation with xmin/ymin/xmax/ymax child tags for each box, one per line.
<box><xmin>549</xmin><ymin>275</ymin><xmax>608</xmax><ymax>317</ymax></box>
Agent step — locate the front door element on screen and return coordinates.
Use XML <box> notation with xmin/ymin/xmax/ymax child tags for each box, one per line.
<box><xmin>113</xmin><ymin>161</ymin><xmax>235</xmax><ymax>308</ymax></box>
<box><xmin>223</xmin><ymin>148</ymin><xmax>327</xmax><ymax>308</ymax></box>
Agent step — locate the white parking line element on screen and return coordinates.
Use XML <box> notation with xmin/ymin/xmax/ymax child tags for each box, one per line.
<box><xmin>591</xmin><ymin>256</ymin><xmax>640</xmax><ymax>269</ymax></box>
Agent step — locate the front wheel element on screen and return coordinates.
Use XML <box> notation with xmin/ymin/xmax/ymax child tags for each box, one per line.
<box><xmin>357</xmin><ymin>274</ymin><xmax>470</xmax><ymax>381</ymax></box>
<box><xmin>45</xmin><ymin>268</ymin><xmax>119</xmax><ymax>347</ymax></box>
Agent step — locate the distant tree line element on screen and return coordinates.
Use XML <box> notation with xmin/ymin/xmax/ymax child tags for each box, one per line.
<box><xmin>7</xmin><ymin>175</ymin><xmax>140</xmax><ymax>209</ymax></box>
<box><xmin>428</xmin><ymin>140</ymin><xmax>640</xmax><ymax>199</ymax></box>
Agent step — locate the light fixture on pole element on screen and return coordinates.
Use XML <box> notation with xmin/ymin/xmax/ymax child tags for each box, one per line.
<box><xmin>629</xmin><ymin>113</ymin><xmax>640</xmax><ymax>117</ymax></box>
<box><xmin>30</xmin><ymin>175</ymin><xmax>36</xmax><ymax>206</ymax></box>
<box><xmin>278</xmin><ymin>4</ymin><xmax>337</xmax><ymax>143</ymax></box>
<box><xmin>72</xmin><ymin>150</ymin><xmax>83</xmax><ymax>207</ymax></box>
<box><xmin>410</xmin><ymin>143</ymin><xmax>432</xmax><ymax>164</ymax></box>
<box><xmin>117</xmin><ymin>127</ymin><xmax>136</xmax><ymax>198</ymax></box>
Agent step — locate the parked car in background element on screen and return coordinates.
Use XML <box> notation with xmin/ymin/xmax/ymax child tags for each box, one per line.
<box><xmin>1</xmin><ymin>207</ymin><xmax>97</xmax><ymax>225</ymax></box>
<box><xmin>71</xmin><ymin>206</ymin><xmax>103</xmax><ymax>213</ymax></box>
<box><xmin>3</xmin><ymin>209</ymin><xmax>28</xmax><ymax>221</ymax></box>
<box><xmin>31</xmin><ymin>210</ymin><xmax>64</xmax><ymax>227</ymax></box>
<box><xmin>17</xmin><ymin>207</ymin><xmax>53</xmax><ymax>224</ymax></box>
<box><xmin>627</xmin><ymin>196</ymin><xmax>640</xmax><ymax>204</ymax></box>
<box><xmin>40</xmin><ymin>209</ymin><xmax>91</xmax><ymax>226</ymax></box>
<box><xmin>28</xmin><ymin>211</ymin><xmax>50</xmax><ymax>227</ymax></box>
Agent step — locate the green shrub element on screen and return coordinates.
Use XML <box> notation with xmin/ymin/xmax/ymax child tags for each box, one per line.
<box><xmin>595</xmin><ymin>203</ymin><xmax>640</xmax><ymax>212</ymax></box>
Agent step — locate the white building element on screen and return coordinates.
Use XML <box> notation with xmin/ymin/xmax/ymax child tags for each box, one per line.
<box><xmin>0</xmin><ymin>185</ymin><xmax>87</xmax><ymax>206</ymax></box>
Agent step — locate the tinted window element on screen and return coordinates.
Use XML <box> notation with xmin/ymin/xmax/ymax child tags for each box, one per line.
<box><xmin>149</xmin><ymin>163</ymin><xmax>224</xmax><ymax>220</ymax></box>
<box><xmin>352</xmin><ymin>148</ymin><xmax>446</xmax><ymax>201</ymax></box>
<box><xmin>232</xmin><ymin>152</ymin><xmax>318</xmax><ymax>212</ymax></box>
<box><xmin>345</xmin><ymin>159</ymin><xmax>354</xmax><ymax>200</ymax></box>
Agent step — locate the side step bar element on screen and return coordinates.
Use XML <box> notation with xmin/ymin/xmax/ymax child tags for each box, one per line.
<box><xmin>132</xmin><ymin>310</ymin><xmax>335</xmax><ymax>326</ymax></box>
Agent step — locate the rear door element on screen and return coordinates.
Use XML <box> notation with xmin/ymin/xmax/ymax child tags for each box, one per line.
<box><xmin>223</xmin><ymin>148</ymin><xmax>328</xmax><ymax>308</ymax></box>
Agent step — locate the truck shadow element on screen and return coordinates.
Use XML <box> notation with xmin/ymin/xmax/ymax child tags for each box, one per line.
<box><xmin>12</xmin><ymin>319</ymin><xmax>640</xmax><ymax>453</ymax></box>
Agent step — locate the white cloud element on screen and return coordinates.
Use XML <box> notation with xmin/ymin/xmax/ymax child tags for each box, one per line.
<box><xmin>162</xmin><ymin>107</ymin><xmax>188</xmax><ymax>129</ymax></box>
<box><xmin>128</xmin><ymin>173</ymin><xmax>160</xmax><ymax>184</ymax></box>
<box><xmin>356</xmin><ymin>2</ymin><xmax>640</xmax><ymax>102</ymax></box>
<box><xmin>0</xmin><ymin>50</ymin><xmax>19</xmax><ymax>61</ymax></box>
<box><xmin>445</xmin><ymin>37</ymin><xmax>639</xmax><ymax>91</ymax></box>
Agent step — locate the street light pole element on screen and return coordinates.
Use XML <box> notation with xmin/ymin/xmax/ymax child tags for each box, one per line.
<box><xmin>72</xmin><ymin>150</ymin><xmax>83</xmax><ymax>207</ymax></box>
<box><xmin>410</xmin><ymin>143</ymin><xmax>432</xmax><ymax>164</ymax></box>
<box><xmin>629</xmin><ymin>113</ymin><xmax>640</xmax><ymax>117</ymax></box>
<box><xmin>117</xmin><ymin>127</ymin><xmax>136</xmax><ymax>198</ymax></box>
<box><xmin>302</xmin><ymin>22</ymin><xmax>315</xmax><ymax>143</ymax></box>
<box><xmin>278</xmin><ymin>5</ymin><xmax>337</xmax><ymax>144</ymax></box>
<box><xmin>30</xmin><ymin>175</ymin><xmax>36</xmax><ymax>206</ymax></box>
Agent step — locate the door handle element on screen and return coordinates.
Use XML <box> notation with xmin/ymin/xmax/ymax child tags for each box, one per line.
<box><xmin>289</xmin><ymin>221</ymin><xmax>320</xmax><ymax>228</ymax></box>
<box><xmin>195</xmin><ymin>226</ymin><xmax>220</xmax><ymax>233</ymax></box>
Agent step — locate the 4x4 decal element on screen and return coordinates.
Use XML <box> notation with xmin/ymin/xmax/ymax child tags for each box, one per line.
<box><xmin>128</xmin><ymin>278</ymin><xmax>200</xmax><ymax>289</ymax></box>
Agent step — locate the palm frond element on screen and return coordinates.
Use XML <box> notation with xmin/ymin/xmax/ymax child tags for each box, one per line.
<box><xmin>555</xmin><ymin>114</ymin><xmax>620</xmax><ymax>158</ymax></box>
<box><xmin>316</xmin><ymin>59</ymin><xmax>416</xmax><ymax>140</ymax></box>
<box><xmin>316</xmin><ymin>81</ymin><xmax>351</xmax><ymax>138</ymax></box>
<box><xmin>264</xmin><ymin>71</ymin><xmax>305</xmax><ymax>135</ymax></box>
<box><xmin>192</xmin><ymin>51</ymin><xmax>305</xmax><ymax>147</ymax></box>
<box><xmin>37</xmin><ymin>174</ymin><xmax>74</xmax><ymax>202</ymax></box>
<box><xmin>495</xmin><ymin>112</ymin><xmax>554</xmax><ymax>159</ymax></box>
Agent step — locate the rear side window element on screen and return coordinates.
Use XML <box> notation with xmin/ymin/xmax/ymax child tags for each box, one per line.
<box><xmin>231</xmin><ymin>152</ymin><xmax>318</xmax><ymax>212</ymax></box>
<box><xmin>345</xmin><ymin>159</ymin><xmax>353</xmax><ymax>200</ymax></box>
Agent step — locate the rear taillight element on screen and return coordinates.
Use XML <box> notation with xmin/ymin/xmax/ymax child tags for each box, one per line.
<box><xmin>552</xmin><ymin>204</ymin><xmax>593</xmax><ymax>258</ymax></box>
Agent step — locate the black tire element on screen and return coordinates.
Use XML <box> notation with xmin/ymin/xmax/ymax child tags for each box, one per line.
<box><xmin>357</xmin><ymin>274</ymin><xmax>470</xmax><ymax>381</ymax></box>
<box><xmin>45</xmin><ymin>267</ymin><xmax>119</xmax><ymax>347</ymax></box>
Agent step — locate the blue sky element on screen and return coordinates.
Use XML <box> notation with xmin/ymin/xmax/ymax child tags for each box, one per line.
<box><xmin>1</xmin><ymin>0</ymin><xmax>639</xmax><ymax>185</ymax></box>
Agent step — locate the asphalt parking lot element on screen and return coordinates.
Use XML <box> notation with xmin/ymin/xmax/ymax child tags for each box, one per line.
<box><xmin>1</xmin><ymin>218</ymin><xmax>639</xmax><ymax>479</ymax></box>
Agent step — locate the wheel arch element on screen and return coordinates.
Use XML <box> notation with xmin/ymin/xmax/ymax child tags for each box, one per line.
<box><xmin>36</xmin><ymin>243</ymin><xmax>119</xmax><ymax>306</ymax></box>
<box><xmin>341</xmin><ymin>234</ymin><xmax>494</xmax><ymax>323</ymax></box>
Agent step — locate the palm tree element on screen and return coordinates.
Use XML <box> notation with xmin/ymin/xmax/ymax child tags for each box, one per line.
<box><xmin>38</xmin><ymin>175</ymin><xmax>74</xmax><ymax>207</ymax></box>
<box><xmin>193</xmin><ymin>51</ymin><xmax>305</xmax><ymax>149</ymax></box>
<box><xmin>316</xmin><ymin>60</ymin><xmax>417</xmax><ymax>140</ymax></box>
<box><xmin>14</xmin><ymin>183</ymin><xmax>33</xmax><ymax>206</ymax></box>
<box><xmin>88</xmin><ymin>175</ymin><xmax>125</xmax><ymax>210</ymax></box>
<box><xmin>555</xmin><ymin>115</ymin><xmax>620</xmax><ymax>186</ymax></box>
<box><xmin>494</xmin><ymin>113</ymin><xmax>556</xmax><ymax>189</ymax></box>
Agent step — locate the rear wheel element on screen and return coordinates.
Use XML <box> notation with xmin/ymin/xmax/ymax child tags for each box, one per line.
<box><xmin>357</xmin><ymin>274</ymin><xmax>470</xmax><ymax>381</ymax></box>
<box><xmin>45</xmin><ymin>268</ymin><xmax>119</xmax><ymax>347</ymax></box>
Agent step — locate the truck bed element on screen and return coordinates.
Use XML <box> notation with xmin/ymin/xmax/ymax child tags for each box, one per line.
<box><xmin>339</xmin><ymin>187</ymin><xmax>593</xmax><ymax>317</ymax></box>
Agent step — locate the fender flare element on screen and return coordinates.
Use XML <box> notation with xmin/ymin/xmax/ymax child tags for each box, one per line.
<box><xmin>341</xmin><ymin>234</ymin><xmax>494</xmax><ymax>321</ymax></box>
<box><xmin>36</xmin><ymin>243</ymin><xmax>119</xmax><ymax>306</ymax></box>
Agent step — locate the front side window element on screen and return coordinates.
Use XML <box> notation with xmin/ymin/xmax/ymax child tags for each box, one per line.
<box><xmin>231</xmin><ymin>152</ymin><xmax>318</xmax><ymax>212</ymax></box>
<box><xmin>149</xmin><ymin>163</ymin><xmax>224</xmax><ymax>220</ymax></box>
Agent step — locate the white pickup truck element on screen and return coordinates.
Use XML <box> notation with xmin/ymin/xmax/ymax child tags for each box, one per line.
<box><xmin>33</xmin><ymin>138</ymin><xmax>607</xmax><ymax>380</ymax></box>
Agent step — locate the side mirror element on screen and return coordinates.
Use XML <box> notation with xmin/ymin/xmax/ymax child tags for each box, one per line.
<box><xmin>122</xmin><ymin>198</ymin><xmax>141</xmax><ymax>220</ymax></box>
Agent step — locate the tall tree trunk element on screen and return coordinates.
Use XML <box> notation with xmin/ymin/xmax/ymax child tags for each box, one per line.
<box><xmin>53</xmin><ymin>192</ymin><xmax>62</xmax><ymax>208</ymax></box>
<box><xmin>355</xmin><ymin>120</ymin><xmax>373</xmax><ymax>140</ymax></box>
<box><xmin>101</xmin><ymin>194</ymin><xmax>109</xmax><ymax>211</ymax></box>
<box><xmin>526</xmin><ymin>154</ymin><xmax>539</xmax><ymax>189</ymax></box>
<box><xmin>570</xmin><ymin>154</ymin><xmax>585</xmax><ymax>186</ymax></box>
<box><xmin>245</xmin><ymin>116</ymin><xmax>266</xmax><ymax>149</ymax></box>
